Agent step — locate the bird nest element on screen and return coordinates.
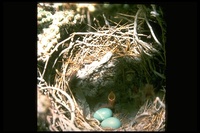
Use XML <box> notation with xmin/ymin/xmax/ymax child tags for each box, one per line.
<box><xmin>37</xmin><ymin>5</ymin><xmax>166</xmax><ymax>131</ymax></box>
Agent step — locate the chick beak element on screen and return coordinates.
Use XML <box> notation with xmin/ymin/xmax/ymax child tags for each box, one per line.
<box><xmin>108</xmin><ymin>91</ymin><xmax>116</xmax><ymax>108</ymax></box>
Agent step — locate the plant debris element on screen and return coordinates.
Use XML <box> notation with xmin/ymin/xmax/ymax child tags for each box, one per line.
<box><xmin>37</xmin><ymin>3</ymin><xmax>166</xmax><ymax>131</ymax></box>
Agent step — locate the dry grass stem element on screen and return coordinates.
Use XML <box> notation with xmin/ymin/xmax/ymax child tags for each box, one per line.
<box><xmin>37</xmin><ymin>6</ymin><xmax>166</xmax><ymax>131</ymax></box>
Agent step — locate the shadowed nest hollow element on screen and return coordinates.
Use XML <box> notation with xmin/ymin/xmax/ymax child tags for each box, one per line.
<box><xmin>37</xmin><ymin>4</ymin><xmax>166</xmax><ymax>131</ymax></box>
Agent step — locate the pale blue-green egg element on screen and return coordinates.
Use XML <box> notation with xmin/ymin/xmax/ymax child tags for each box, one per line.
<box><xmin>93</xmin><ymin>108</ymin><xmax>112</xmax><ymax>121</ymax></box>
<box><xmin>101</xmin><ymin>117</ymin><xmax>121</xmax><ymax>129</ymax></box>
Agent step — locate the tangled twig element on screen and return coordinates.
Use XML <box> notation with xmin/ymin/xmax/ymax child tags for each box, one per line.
<box><xmin>39</xmin><ymin>86</ymin><xmax>75</xmax><ymax>124</ymax></box>
<box><xmin>37</xmin><ymin>5</ymin><xmax>166</xmax><ymax>131</ymax></box>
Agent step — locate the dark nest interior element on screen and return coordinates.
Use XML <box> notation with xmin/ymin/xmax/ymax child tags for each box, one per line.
<box><xmin>37</xmin><ymin>3</ymin><xmax>166</xmax><ymax>131</ymax></box>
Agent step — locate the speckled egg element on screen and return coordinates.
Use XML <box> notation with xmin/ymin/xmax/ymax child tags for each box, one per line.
<box><xmin>101</xmin><ymin>117</ymin><xmax>121</xmax><ymax>129</ymax></box>
<box><xmin>93</xmin><ymin>108</ymin><xmax>112</xmax><ymax>121</ymax></box>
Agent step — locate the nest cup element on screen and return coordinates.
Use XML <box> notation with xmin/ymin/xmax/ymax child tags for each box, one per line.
<box><xmin>37</xmin><ymin>4</ymin><xmax>166</xmax><ymax>131</ymax></box>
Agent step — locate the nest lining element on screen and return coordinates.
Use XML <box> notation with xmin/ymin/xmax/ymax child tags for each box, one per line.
<box><xmin>37</xmin><ymin>5</ymin><xmax>166</xmax><ymax>131</ymax></box>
